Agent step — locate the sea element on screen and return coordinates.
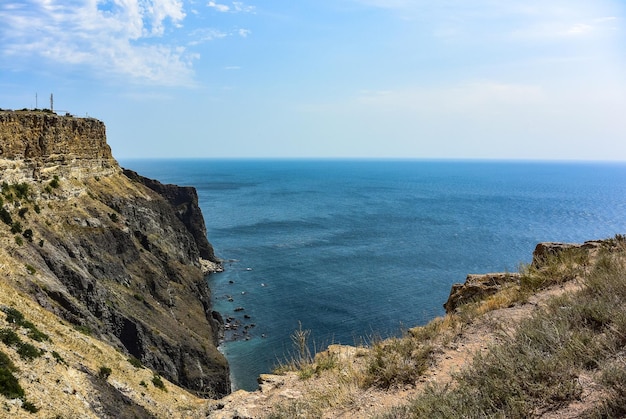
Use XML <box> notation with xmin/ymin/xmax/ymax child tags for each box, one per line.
<box><xmin>119</xmin><ymin>159</ymin><xmax>626</xmax><ymax>391</ymax></box>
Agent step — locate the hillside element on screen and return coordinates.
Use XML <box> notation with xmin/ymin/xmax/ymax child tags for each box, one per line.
<box><xmin>210</xmin><ymin>238</ymin><xmax>626</xmax><ymax>418</ymax></box>
<box><xmin>0</xmin><ymin>110</ymin><xmax>229</xmax><ymax>416</ymax></box>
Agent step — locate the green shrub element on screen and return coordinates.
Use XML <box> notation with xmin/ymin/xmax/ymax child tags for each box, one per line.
<box><xmin>22</xmin><ymin>322</ymin><xmax>49</xmax><ymax>342</ymax></box>
<box><xmin>0</xmin><ymin>208</ymin><xmax>12</xmax><ymax>225</ymax></box>
<box><xmin>108</xmin><ymin>212</ymin><xmax>119</xmax><ymax>223</ymax></box>
<box><xmin>17</xmin><ymin>343</ymin><xmax>42</xmax><ymax>361</ymax></box>
<box><xmin>128</xmin><ymin>356</ymin><xmax>143</xmax><ymax>368</ymax></box>
<box><xmin>14</xmin><ymin>236</ymin><xmax>23</xmax><ymax>246</ymax></box>
<box><xmin>10</xmin><ymin>221</ymin><xmax>22</xmax><ymax>234</ymax></box>
<box><xmin>33</xmin><ymin>204</ymin><xmax>41</xmax><ymax>214</ymax></box>
<box><xmin>98</xmin><ymin>366</ymin><xmax>112</xmax><ymax>379</ymax></box>
<box><xmin>0</xmin><ymin>365</ymin><xmax>25</xmax><ymax>399</ymax></box>
<box><xmin>14</xmin><ymin>183</ymin><xmax>29</xmax><ymax>200</ymax></box>
<box><xmin>52</xmin><ymin>351</ymin><xmax>67</xmax><ymax>365</ymax></box>
<box><xmin>49</xmin><ymin>176</ymin><xmax>60</xmax><ymax>189</ymax></box>
<box><xmin>25</xmin><ymin>264</ymin><xmax>36</xmax><ymax>275</ymax></box>
<box><xmin>152</xmin><ymin>374</ymin><xmax>166</xmax><ymax>391</ymax></box>
<box><xmin>3</xmin><ymin>307</ymin><xmax>25</xmax><ymax>325</ymax></box>
<box><xmin>0</xmin><ymin>328</ymin><xmax>22</xmax><ymax>346</ymax></box>
<box><xmin>22</xmin><ymin>400</ymin><xmax>39</xmax><ymax>413</ymax></box>
<box><xmin>17</xmin><ymin>207</ymin><xmax>28</xmax><ymax>218</ymax></box>
<box><xmin>74</xmin><ymin>325</ymin><xmax>92</xmax><ymax>336</ymax></box>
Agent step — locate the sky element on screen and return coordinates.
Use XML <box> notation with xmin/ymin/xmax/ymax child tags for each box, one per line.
<box><xmin>1</xmin><ymin>0</ymin><xmax>625</xmax><ymax>160</ymax></box>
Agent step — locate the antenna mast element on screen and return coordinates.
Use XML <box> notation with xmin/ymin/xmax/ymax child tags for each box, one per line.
<box><xmin>50</xmin><ymin>93</ymin><xmax>54</xmax><ymax>112</ymax></box>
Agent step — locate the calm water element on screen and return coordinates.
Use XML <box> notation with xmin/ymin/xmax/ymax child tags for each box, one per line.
<box><xmin>120</xmin><ymin>159</ymin><xmax>626</xmax><ymax>390</ymax></box>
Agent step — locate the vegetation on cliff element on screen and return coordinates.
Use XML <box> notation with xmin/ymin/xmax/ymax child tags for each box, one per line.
<box><xmin>0</xmin><ymin>111</ymin><xmax>228</xmax><ymax>416</ymax></box>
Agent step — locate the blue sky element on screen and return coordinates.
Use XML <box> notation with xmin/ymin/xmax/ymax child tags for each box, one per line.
<box><xmin>1</xmin><ymin>0</ymin><xmax>625</xmax><ymax>160</ymax></box>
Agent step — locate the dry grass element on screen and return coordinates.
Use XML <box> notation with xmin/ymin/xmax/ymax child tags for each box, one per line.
<box><xmin>382</xmin><ymin>242</ymin><xmax>626</xmax><ymax>418</ymax></box>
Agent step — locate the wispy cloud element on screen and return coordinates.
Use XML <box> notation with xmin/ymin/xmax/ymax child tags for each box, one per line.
<box><xmin>0</xmin><ymin>0</ymin><xmax>196</xmax><ymax>86</ymax></box>
<box><xmin>207</xmin><ymin>1</ymin><xmax>255</xmax><ymax>14</ymax></box>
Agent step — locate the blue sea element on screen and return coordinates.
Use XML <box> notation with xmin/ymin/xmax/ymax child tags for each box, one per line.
<box><xmin>120</xmin><ymin>159</ymin><xmax>626</xmax><ymax>391</ymax></box>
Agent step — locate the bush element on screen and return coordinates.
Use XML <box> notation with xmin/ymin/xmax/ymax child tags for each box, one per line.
<box><xmin>3</xmin><ymin>308</ymin><xmax>25</xmax><ymax>325</ymax></box>
<box><xmin>22</xmin><ymin>400</ymin><xmax>39</xmax><ymax>413</ymax></box>
<box><xmin>0</xmin><ymin>367</ymin><xmax>25</xmax><ymax>400</ymax></box>
<box><xmin>152</xmin><ymin>374</ymin><xmax>166</xmax><ymax>391</ymax></box>
<box><xmin>17</xmin><ymin>343</ymin><xmax>42</xmax><ymax>361</ymax></box>
<box><xmin>0</xmin><ymin>208</ymin><xmax>12</xmax><ymax>225</ymax></box>
<box><xmin>128</xmin><ymin>356</ymin><xmax>143</xmax><ymax>368</ymax></box>
<box><xmin>0</xmin><ymin>328</ymin><xmax>22</xmax><ymax>346</ymax></box>
<box><xmin>52</xmin><ymin>351</ymin><xmax>67</xmax><ymax>365</ymax></box>
<box><xmin>25</xmin><ymin>264</ymin><xmax>36</xmax><ymax>275</ymax></box>
<box><xmin>364</xmin><ymin>335</ymin><xmax>432</xmax><ymax>388</ymax></box>
<box><xmin>14</xmin><ymin>236</ymin><xmax>23</xmax><ymax>246</ymax></box>
<box><xmin>10</xmin><ymin>221</ymin><xmax>22</xmax><ymax>234</ymax></box>
<box><xmin>13</xmin><ymin>183</ymin><xmax>29</xmax><ymax>200</ymax></box>
<box><xmin>22</xmin><ymin>322</ymin><xmax>49</xmax><ymax>342</ymax></box>
<box><xmin>98</xmin><ymin>366</ymin><xmax>112</xmax><ymax>379</ymax></box>
<box><xmin>49</xmin><ymin>177</ymin><xmax>60</xmax><ymax>189</ymax></box>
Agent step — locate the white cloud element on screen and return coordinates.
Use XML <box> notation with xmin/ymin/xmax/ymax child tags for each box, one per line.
<box><xmin>189</xmin><ymin>28</ymin><xmax>228</xmax><ymax>45</ymax></box>
<box><xmin>238</xmin><ymin>28</ymin><xmax>251</xmax><ymax>37</ymax></box>
<box><xmin>207</xmin><ymin>1</ymin><xmax>255</xmax><ymax>14</ymax></box>
<box><xmin>0</xmin><ymin>0</ymin><xmax>195</xmax><ymax>86</ymax></box>
<box><xmin>207</xmin><ymin>1</ymin><xmax>230</xmax><ymax>12</ymax></box>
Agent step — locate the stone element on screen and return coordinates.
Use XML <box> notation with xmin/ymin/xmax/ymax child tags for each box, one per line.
<box><xmin>443</xmin><ymin>272</ymin><xmax>521</xmax><ymax>313</ymax></box>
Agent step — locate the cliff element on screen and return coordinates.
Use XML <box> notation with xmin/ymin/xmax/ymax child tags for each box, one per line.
<box><xmin>0</xmin><ymin>110</ymin><xmax>119</xmax><ymax>182</ymax></box>
<box><xmin>0</xmin><ymin>111</ymin><xmax>229</xmax><ymax>416</ymax></box>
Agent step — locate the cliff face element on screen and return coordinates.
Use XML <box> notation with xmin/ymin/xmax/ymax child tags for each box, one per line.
<box><xmin>0</xmin><ymin>111</ymin><xmax>119</xmax><ymax>182</ymax></box>
<box><xmin>0</xmin><ymin>111</ymin><xmax>229</xmax><ymax>399</ymax></box>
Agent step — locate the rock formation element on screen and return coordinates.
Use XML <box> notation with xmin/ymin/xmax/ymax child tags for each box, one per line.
<box><xmin>0</xmin><ymin>110</ymin><xmax>229</xmax><ymax>398</ymax></box>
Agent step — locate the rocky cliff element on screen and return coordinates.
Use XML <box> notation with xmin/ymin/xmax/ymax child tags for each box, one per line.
<box><xmin>0</xmin><ymin>111</ymin><xmax>229</xmax><ymax>405</ymax></box>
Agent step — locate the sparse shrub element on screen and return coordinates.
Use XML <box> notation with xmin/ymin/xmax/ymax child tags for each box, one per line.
<box><xmin>17</xmin><ymin>343</ymin><xmax>42</xmax><ymax>361</ymax></box>
<box><xmin>3</xmin><ymin>308</ymin><xmax>25</xmax><ymax>325</ymax></box>
<box><xmin>0</xmin><ymin>352</ymin><xmax>25</xmax><ymax>400</ymax></box>
<box><xmin>33</xmin><ymin>204</ymin><xmax>41</xmax><ymax>214</ymax></box>
<box><xmin>22</xmin><ymin>400</ymin><xmax>39</xmax><ymax>413</ymax></box>
<box><xmin>152</xmin><ymin>374</ymin><xmax>166</xmax><ymax>391</ymax></box>
<box><xmin>10</xmin><ymin>221</ymin><xmax>22</xmax><ymax>234</ymax></box>
<box><xmin>98</xmin><ymin>366</ymin><xmax>112</xmax><ymax>379</ymax></box>
<box><xmin>108</xmin><ymin>212</ymin><xmax>119</xmax><ymax>223</ymax></box>
<box><xmin>128</xmin><ymin>356</ymin><xmax>143</xmax><ymax>368</ymax></box>
<box><xmin>44</xmin><ymin>185</ymin><xmax>52</xmax><ymax>194</ymax></box>
<box><xmin>0</xmin><ymin>207</ymin><xmax>12</xmax><ymax>225</ymax></box>
<box><xmin>0</xmin><ymin>328</ymin><xmax>22</xmax><ymax>346</ymax></box>
<box><xmin>52</xmin><ymin>351</ymin><xmax>67</xmax><ymax>365</ymax></box>
<box><xmin>14</xmin><ymin>236</ymin><xmax>23</xmax><ymax>246</ymax></box>
<box><xmin>364</xmin><ymin>335</ymin><xmax>432</xmax><ymax>389</ymax></box>
<box><xmin>49</xmin><ymin>176</ymin><xmax>60</xmax><ymax>189</ymax></box>
<box><xmin>18</xmin><ymin>207</ymin><xmax>28</xmax><ymax>218</ymax></box>
<box><xmin>22</xmin><ymin>321</ymin><xmax>49</xmax><ymax>342</ymax></box>
<box><xmin>25</xmin><ymin>264</ymin><xmax>36</xmax><ymax>275</ymax></box>
<box><xmin>13</xmin><ymin>183</ymin><xmax>29</xmax><ymax>200</ymax></box>
<box><xmin>139</xmin><ymin>380</ymin><xmax>147</xmax><ymax>387</ymax></box>
<box><xmin>74</xmin><ymin>325</ymin><xmax>92</xmax><ymax>336</ymax></box>
<box><xmin>38</xmin><ymin>239</ymin><xmax>44</xmax><ymax>247</ymax></box>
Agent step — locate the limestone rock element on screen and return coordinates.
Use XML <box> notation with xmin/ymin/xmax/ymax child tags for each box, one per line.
<box><xmin>444</xmin><ymin>273</ymin><xmax>521</xmax><ymax>313</ymax></box>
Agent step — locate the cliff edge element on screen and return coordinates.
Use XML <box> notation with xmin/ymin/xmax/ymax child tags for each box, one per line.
<box><xmin>0</xmin><ymin>110</ymin><xmax>229</xmax><ymax>410</ymax></box>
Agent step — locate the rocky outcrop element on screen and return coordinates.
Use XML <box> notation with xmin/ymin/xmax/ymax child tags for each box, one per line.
<box><xmin>0</xmin><ymin>110</ymin><xmax>119</xmax><ymax>181</ymax></box>
<box><xmin>0</xmin><ymin>111</ymin><xmax>229</xmax><ymax>398</ymax></box>
<box><xmin>443</xmin><ymin>272</ymin><xmax>521</xmax><ymax>313</ymax></box>
<box><xmin>444</xmin><ymin>239</ymin><xmax>607</xmax><ymax>313</ymax></box>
